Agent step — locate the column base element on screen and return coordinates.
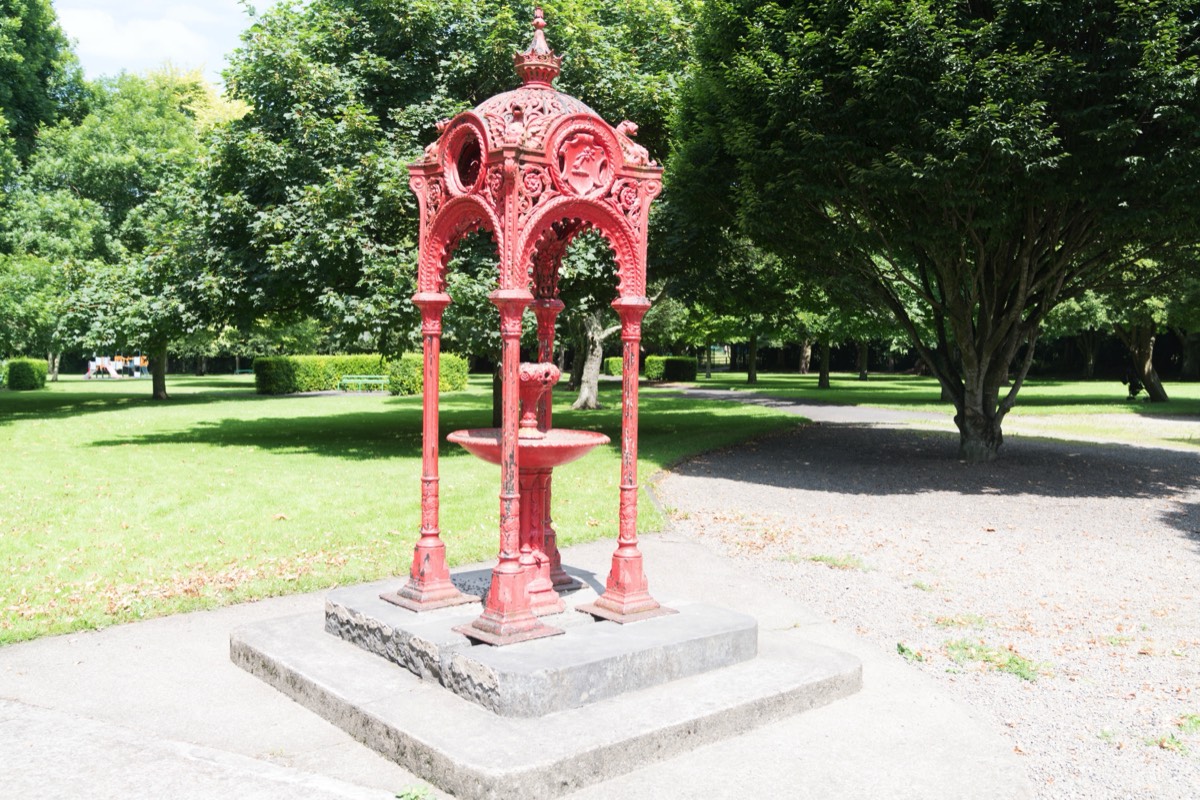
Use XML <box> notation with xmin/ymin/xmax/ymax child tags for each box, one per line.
<box><xmin>457</xmin><ymin>562</ymin><xmax>563</xmax><ymax>645</ymax></box>
<box><xmin>380</xmin><ymin>580</ymin><xmax>479</xmax><ymax>612</ymax></box>
<box><xmin>527</xmin><ymin>578</ymin><xmax>566</xmax><ymax>616</ymax></box>
<box><xmin>453</xmin><ymin>610</ymin><xmax>564</xmax><ymax>645</ymax></box>
<box><xmin>577</xmin><ymin>594</ymin><xmax>677</xmax><ymax>624</ymax></box>
<box><xmin>549</xmin><ymin>566</ymin><xmax>582</xmax><ymax>592</ymax></box>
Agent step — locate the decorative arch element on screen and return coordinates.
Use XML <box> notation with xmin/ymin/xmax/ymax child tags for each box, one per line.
<box><xmin>390</xmin><ymin>8</ymin><xmax>669</xmax><ymax>642</ymax></box>
<box><xmin>420</xmin><ymin>196</ymin><xmax>501</xmax><ymax>294</ymax></box>
<box><xmin>519</xmin><ymin>197</ymin><xmax>644</xmax><ymax>298</ymax></box>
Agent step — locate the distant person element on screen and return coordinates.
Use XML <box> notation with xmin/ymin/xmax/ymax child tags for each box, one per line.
<box><xmin>1121</xmin><ymin>367</ymin><xmax>1143</xmax><ymax>400</ymax></box>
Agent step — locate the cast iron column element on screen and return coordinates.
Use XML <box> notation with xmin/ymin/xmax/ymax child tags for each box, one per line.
<box><xmin>583</xmin><ymin>296</ymin><xmax>672</xmax><ymax>622</ymax></box>
<box><xmin>531</xmin><ymin>298</ymin><xmax>577</xmax><ymax>590</ymax></box>
<box><xmin>382</xmin><ymin>292</ymin><xmax>477</xmax><ymax>610</ymax></box>
<box><xmin>455</xmin><ymin>289</ymin><xmax>561</xmax><ymax>644</ymax></box>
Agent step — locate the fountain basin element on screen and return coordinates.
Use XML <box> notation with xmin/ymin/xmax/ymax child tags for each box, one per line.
<box><xmin>448</xmin><ymin>428</ymin><xmax>610</xmax><ymax>469</ymax></box>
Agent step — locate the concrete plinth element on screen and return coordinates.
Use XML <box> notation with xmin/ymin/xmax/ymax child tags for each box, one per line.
<box><xmin>324</xmin><ymin>580</ymin><xmax>758</xmax><ymax>717</ymax></box>
<box><xmin>231</xmin><ymin>570</ymin><xmax>863</xmax><ymax>799</ymax></box>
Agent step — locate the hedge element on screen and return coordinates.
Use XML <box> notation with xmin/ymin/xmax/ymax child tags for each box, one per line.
<box><xmin>254</xmin><ymin>354</ymin><xmax>388</xmax><ymax>394</ymax></box>
<box><xmin>3</xmin><ymin>358</ymin><xmax>48</xmax><ymax>390</ymax></box>
<box><xmin>602</xmin><ymin>356</ymin><xmax>623</xmax><ymax>376</ymax></box>
<box><xmin>388</xmin><ymin>353</ymin><xmax>469</xmax><ymax>395</ymax></box>
<box><xmin>644</xmin><ymin>355</ymin><xmax>698</xmax><ymax>382</ymax></box>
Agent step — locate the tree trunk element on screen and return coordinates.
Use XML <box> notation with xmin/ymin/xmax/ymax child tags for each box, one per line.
<box><xmin>704</xmin><ymin>337</ymin><xmax>712</xmax><ymax>379</ymax></box>
<box><xmin>235</xmin><ymin>354</ymin><xmax>241</xmax><ymax>373</ymax></box>
<box><xmin>746</xmin><ymin>332</ymin><xmax>758</xmax><ymax>385</ymax></box>
<box><xmin>1116</xmin><ymin>324</ymin><xmax>1168</xmax><ymax>402</ymax></box>
<box><xmin>1073</xmin><ymin>329</ymin><xmax>1101</xmax><ymax>379</ymax></box>
<box><xmin>151</xmin><ymin>343</ymin><xmax>169</xmax><ymax>400</ymax></box>
<box><xmin>955</xmin><ymin>406</ymin><xmax>1004</xmax><ymax>463</ymax></box>
<box><xmin>1178</xmin><ymin>330</ymin><xmax>1200</xmax><ymax>380</ymax></box>
<box><xmin>572</xmin><ymin>310</ymin><xmax>606</xmax><ymax>410</ymax></box>
<box><xmin>798</xmin><ymin>339</ymin><xmax>812</xmax><ymax>374</ymax></box>
<box><xmin>47</xmin><ymin>352</ymin><xmax>60</xmax><ymax>382</ymax></box>
<box><xmin>817</xmin><ymin>339</ymin><xmax>831</xmax><ymax>389</ymax></box>
<box><xmin>856</xmin><ymin>339</ymin><xmax>869</xmax><ymax>380</ymax></box>
<box><xmin>195</xmin><ymin>355</ymin><xmax>208</xmax><ymax>376</ymax></box>
<box><xmin>568</xmin><ymin>316</ymin><xmax>585</xmax><ymax>391</ymax></box>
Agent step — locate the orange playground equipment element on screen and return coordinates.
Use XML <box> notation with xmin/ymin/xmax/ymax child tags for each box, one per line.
<box><xmin>85</xmin><ymin>355</ymin><xmax>149</xmax><ymax>379</ymax></box>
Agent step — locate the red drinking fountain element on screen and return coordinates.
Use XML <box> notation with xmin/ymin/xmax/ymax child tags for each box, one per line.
<box><xmin>382</xmin><ymin>8</ymin><xmax>671</xmax><ymax>646</ymax></box>
<box><xmin>449</xmin><ymin>363</ymin><xmax>609</xmax><ymax>620</ymax></box>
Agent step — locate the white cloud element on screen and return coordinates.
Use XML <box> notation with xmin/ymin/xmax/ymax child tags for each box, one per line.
<box><xmin>55</xmin><ymin>0</ymin><xmax>284</xmax><ymax>85</ymax></box>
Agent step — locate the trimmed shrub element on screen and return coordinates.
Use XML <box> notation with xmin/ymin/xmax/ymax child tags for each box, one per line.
<box><xmin>253</xmin><ymin>357</ymin><xmax>296</xmax><ymax>395</ymax></box>
<box><xmin>253</xmin><ymin>354</ymin><xmax>389</xmax><ymax>394</ymax></box>
<box><xmin>602</xmin><ymin>356</ymin><xmax>623</xmax><ymax>376</ymax></box>
<box><xmin>4</xmin><ymin>358</ymin><xmax>48</xmax><ymax>390</ymax></box>
<box><xmin>441</xmin><ymin>353</ymin><xmax>469</xmax><ymax>392</ymax></box>
<box><xmin>388</xmin><ymin>355</ymin><xmax>422</xmax><ymax>396</ymax></box>
<box><xmin>644</xmin><ymin>355</ymin><xmax>698</xmax><ymax>382</ymax></box>
<box><xmin>388</xmin><ymin>353</ymin><xmax>469</xmax><ymax>395</ymax></box>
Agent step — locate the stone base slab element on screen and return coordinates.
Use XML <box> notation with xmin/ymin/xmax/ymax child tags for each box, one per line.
<box><xmin>324</xmin><ymin>579</ymin><xmax>757</xmax><ymax>717</ymax></box>
<box><xmin>230</xmin><ymin>611</ymin><xmax>862</xmax><ymax>800</ymax></box>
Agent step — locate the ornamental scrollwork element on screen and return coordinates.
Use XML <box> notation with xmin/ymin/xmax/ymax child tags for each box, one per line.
<box><xmin>478</xmin><ymin>88</ymin><xmax>590</xmax><ymax>151</ymax></box>
<box><xmin>426</xmin><ymin>178</ymin><xmax>444</xmax><ymax>223</ymax></box>
<box><xmin>485</xmin><ymin>165</ymin><xmax>506</xmax><ymax>204</ymax></box>
<box><xmin>520</xmin><ymin>200</ymin><xmax>643</xmax><ymax>298</ymax></box>
<box><xmin>518</xmin><ymin>165</ymin><xmax>555</xmax><ymax>226</ymax></box>
<box><xmin>605</xmin><ymin>178</ymin><xmax>643</xmax><ymax>233</ymax></box>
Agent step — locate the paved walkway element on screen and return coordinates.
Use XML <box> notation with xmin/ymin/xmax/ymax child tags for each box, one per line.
<box><xmin>0</xmin><ymin>393</ymin><xmax>1042</xmax><ymax>799</ymax></box>
<box><xmin>659</xmin><ymin>387</ymin><xmax>1200</xmax><ymax>798</ymax></box>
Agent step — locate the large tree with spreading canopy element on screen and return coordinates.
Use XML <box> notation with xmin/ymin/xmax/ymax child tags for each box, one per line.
<box><xmin>0</xmin><ymin>0</ymin><xmax>84</xmax><ymax>163</ymax></box>
<box><xmin>671</xmin><ymin>0</ymin><xmax>1200</xmax><ymax>460</ymax></box>
<box><xmin>204</xmin><ymin>0</ymin><xmax>696</xmax><ymax>367</ymax></box>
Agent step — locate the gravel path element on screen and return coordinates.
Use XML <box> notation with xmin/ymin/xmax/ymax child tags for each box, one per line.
<box><xmin>654</xmin><ymin>396</ymin><xmax>1200</xmax><ymax>799</ymax></box>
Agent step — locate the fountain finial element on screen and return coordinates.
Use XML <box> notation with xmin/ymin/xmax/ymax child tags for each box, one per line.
<box><xmin>514</xmin><ymin>8</ymin><xmax>562</xmax><ymax>88</ymax></box>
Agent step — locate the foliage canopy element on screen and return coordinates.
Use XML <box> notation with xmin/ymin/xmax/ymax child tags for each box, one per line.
<box><xmin>672</xmin><ymin>0</ymin><xmax>1200</xmax><ymax>459</ymax></box>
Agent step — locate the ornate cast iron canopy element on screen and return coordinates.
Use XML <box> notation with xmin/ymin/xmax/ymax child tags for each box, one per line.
<box><xmin>383</xmin><ymin>8</ymin><xmax>669</xmax><ymax>645</ymax></box>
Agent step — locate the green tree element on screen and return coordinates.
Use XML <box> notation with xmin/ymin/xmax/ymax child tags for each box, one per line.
<box><xmin>0</xmin><ymin>253</ymin><xmax>54</xmax><ymax>357</ymax></box>
<box><xmin>1098</xmin><ymin>260</ymin><xmax>1198</xmax><ymax>402</ymax></box>
<box><xmin>0</xmin><ymin>0</ymin><xmax>84</xmax><ymax>162</ymax></box>
<box><xmin>1044</xmin><ymin>291</ymin><xmax>1111</xmax><ymax>380</ymax></box>
<box><xmin>672</xmin><ymin>0</ymin><xmax>1200</xmax><ymax>461</ymax></box>
<box><xmin>1167</xmin><ymin>275</ymin><xmax>1200</xmax><ymax>379</ymax></box>
<box><xmin>205</xmin><ymin>0</ymin><xmax>696</xmax><ymax>361</ymax></box>
<box><xmin>4</xmin><ymin>70</ymin><xmax>222</xmax><ymax>396</ymax></box>
<box><xmin>667</xmin><ymin>236</ymin><xmax>801</xmax><ymax>385</ymax></box>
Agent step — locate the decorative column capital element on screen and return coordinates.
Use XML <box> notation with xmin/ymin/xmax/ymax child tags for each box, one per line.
<box><xmin>612</xmin><ymin>295</ymin><xmax>650</xmax><ymax>340</ymax></box>
<box><xmin>532</xmin><ymin>298</ymin><xmax>565</xmax><ymax>337</ymax></box>
<box><xmin>490</xmin><ymin>288</ymin><xmax>534</xmax><ymax>337</ymax></box>
<box><xmin>414</xmin><ymin>291</ymin><xmax>452</xmax><ymax>334</ymax></box>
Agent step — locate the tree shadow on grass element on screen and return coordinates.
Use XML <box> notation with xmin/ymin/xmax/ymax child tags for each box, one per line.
<box><xmin>0</xmin><ymin>386</ymin><xmax>266</xmax><ymax>426</ymax></box>
<box><xmin>87</xmin><ymin>406</ymin><xmax>489</xmax><ymax>460</ymax></box>
<box><xmin>684</xmin><ymin>376</ymin><xmax>1200</xmax><ymax>418</ymax></box>
<box><xmin>83</xmin><ymin>388</ymin><xmax>797</xmax><ymax>468</ymax></box>
<box><xmin>670</xmin><ymin>423</ymin><xmax>1200</xmax><ymax>502</ymax></box>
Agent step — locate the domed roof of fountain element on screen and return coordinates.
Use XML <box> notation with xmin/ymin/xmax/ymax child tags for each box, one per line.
<box><xmin>467</xmin><ymin>9</ymin><xmax>650</xmax><ymax>165</ymax></box>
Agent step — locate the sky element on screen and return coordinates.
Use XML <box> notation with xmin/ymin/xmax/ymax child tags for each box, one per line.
<box><xmin>54</xmin><ymin>1</ymin><xmax>284</xmax><ymax>86</ymax></box>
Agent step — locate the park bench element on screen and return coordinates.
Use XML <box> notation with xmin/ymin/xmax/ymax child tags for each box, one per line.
<box><xmin>339</xmin><ymin>374</ymin><xmax>388</xmax><ymax>391</ymax></box>
<box><xmin>234</xmin><ymin>368</ymin><xmax>254</xmax><ymax>375</ymax></box>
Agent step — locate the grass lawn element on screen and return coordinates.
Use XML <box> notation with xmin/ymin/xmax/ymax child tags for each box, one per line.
<box><xmin>0</xmin><ymin>374</ymin><xmax>802</xmax><ymax>644</ymax></box>
<box><xmin>685</xmin><ymin>372</ymin><xmax>1200</xmax><ymax>417</ymax></box>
